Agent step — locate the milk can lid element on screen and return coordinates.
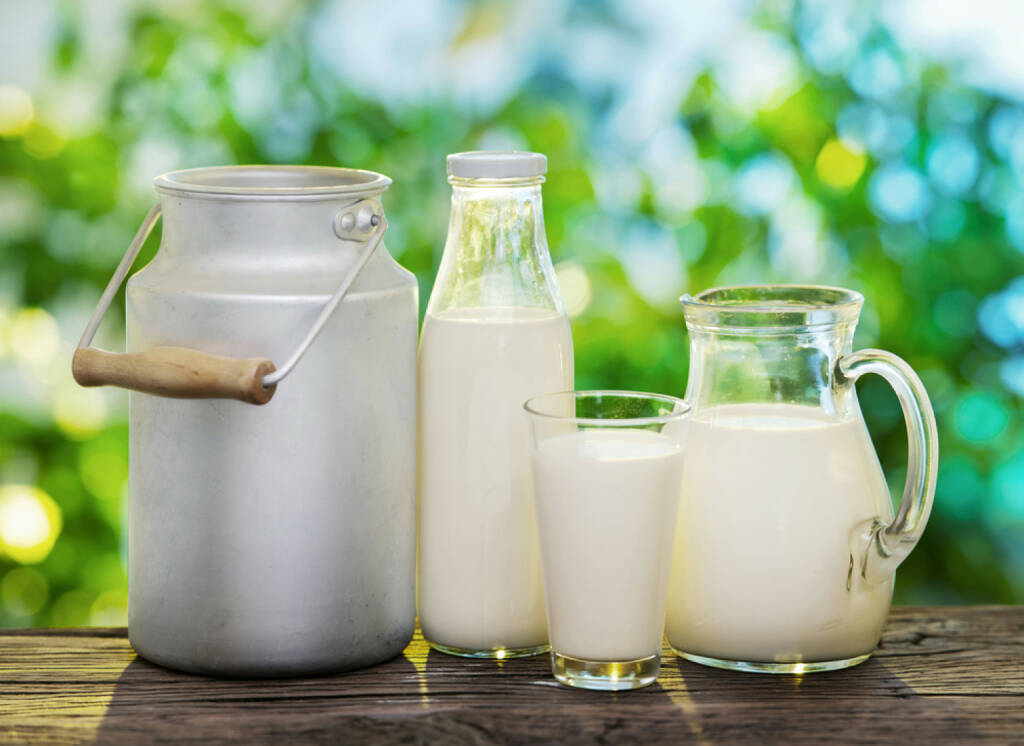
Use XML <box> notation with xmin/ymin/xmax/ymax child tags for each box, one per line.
<box><xmin>446</xmin><ymin>150</ymin><xmax>547</xmax><ymax>179</ymax></box>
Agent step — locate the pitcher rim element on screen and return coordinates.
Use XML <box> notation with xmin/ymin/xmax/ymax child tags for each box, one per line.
<box><xmin>680</xmin><ymin>284</ymin><xmax>864</xmax><ymax>331</ymax></box>
<box><xmin>682</xmin><ymin>283</ymin><xmax>863</xmax><ymax>309</ymax></box>
<box><xmin>153</xmin><ymin>165</ymin><xmax>392</xmax><ymax>200</ymax></box>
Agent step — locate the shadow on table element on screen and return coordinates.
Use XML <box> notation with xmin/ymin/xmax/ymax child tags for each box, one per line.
<box><xmin>93</xmin><ymin>640</ymin><xmax>697</xmax><ymax>743</ymax></box>
<box><xmin>93</xmin><ymin>642</ymin><xmax>985</xmax><ymax>744</ymax></box>
<box><xmin>659</xmin><ymin>654</ymin><xmax>985</xmax><ymax>743</ymax></box>
<box><xmin>409</xmin><ymin>644</ymin><xmax>705</xmax><ymax>742</ymax></box>
<box><xmin>93</xmin><ymin>647</ymin><xmax>422</xmax><ymax>743</ymax></box>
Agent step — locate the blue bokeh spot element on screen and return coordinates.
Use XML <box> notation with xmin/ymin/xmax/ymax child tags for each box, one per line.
<box><xmin>869</xmin><ymin>163</ymin><xmax>930</xmax><ymax>222</ymax></box>
<box><xmin>954</xmin><ymin>391</ymin><xmax>1011</xmax><ymax>443</ymax></box>
<box><xmin>927</xmin><ymin>133</ymin><xmax>979</xmax><ymax>196</ymax></box>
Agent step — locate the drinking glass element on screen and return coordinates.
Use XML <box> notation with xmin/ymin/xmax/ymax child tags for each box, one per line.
<box><xmin>524</xmin><ymin>391</ymin><xmax>689</xmax><ymax>691</ymax></box>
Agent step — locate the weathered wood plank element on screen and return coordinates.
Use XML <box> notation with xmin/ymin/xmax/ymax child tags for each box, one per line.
<box><xmin>0</xmin><ymin>607</ymin><xmax>1021</xmax><ymax>744</ymax></box>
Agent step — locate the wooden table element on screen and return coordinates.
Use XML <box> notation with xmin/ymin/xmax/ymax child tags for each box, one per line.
<box><xmin>1</xmin><ymin>607</ymin><xmax>1021</xmax><ymax>744</ymax></box>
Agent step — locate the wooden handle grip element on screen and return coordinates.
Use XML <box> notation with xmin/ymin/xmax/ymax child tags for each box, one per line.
<box><xmin>72</xmin><ymin>347</ymin><xmax>277</xmax><ymax>405</ymax></box>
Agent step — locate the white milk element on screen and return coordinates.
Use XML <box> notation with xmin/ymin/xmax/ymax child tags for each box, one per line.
<box><xmin>418</xmin><ymin>306</ymin><xmax>573</xmax><ymax>653</ymax></box>
<box><xmin>665</xmin><ymin>403</ymin><xmax>894</xmax><ymax>664</ymax></box>
<box><xmin>533</xmin><ymin>429</ymin><xmax>683</xmax><ymax>661</ymax></box>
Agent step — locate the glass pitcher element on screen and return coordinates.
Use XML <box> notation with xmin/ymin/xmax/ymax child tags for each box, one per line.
<box><xmin>664</xmin><ymin>285</ymin><xmax>938</xmax><ymax>673</ymax></box>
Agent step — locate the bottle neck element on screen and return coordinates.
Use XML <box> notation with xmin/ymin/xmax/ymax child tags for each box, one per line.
<box><xmin>447</xmin><ymin>181</ymin><xmax>546</xmax><ymax>262</ymax></box>
<box><xmin>428</xmin><ymin>179</ymin><xmax>563</xmax><ymax>315</ymax></box>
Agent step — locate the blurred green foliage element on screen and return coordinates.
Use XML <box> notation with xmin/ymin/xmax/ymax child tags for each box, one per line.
<box><xmin>0</xmin><ymin>0</ymin><xmax>1022</xmax><ymax>627</ymax></box>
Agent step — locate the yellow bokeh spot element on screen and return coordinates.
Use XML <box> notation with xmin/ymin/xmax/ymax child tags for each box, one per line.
<box><xmin>8</xmin><ymin>307</ymin><xmax>61</xmax><ymax>366</ymax></box>
<box><xmin>79</xmin><ymin>438</ymin><xmax>128</xmax><ymax>501</ymax></box>
<box><xmin>51</xmin><ymin>590</ymin><xmax>94</xmax><ymax>627</ymax></box>
<box><xmin>89</xmin><ymin>589</ymin><xmax>128</xmax><ymax>627</ymax></box>
<box><xmin>1</xmin><ymin>566</ymin><xmax>49</xmax><ymax>616</ymax></box>
<box><xmin>0</xmin><ymin>485</ymin><xmax>62</xmax><ymax>564</ymax></box>
<box><xmin>816</xmin><ymin>138</ymin><xmax>867</xmax><ymax>190</ymax></box>
<box><xmin>0</xmin><ymin>308</ymin><xmax>10</xmax><ymax>358</ymax></box>
<box><xmin>555</xmin><ymin>260</ymin><xmax>592</xmax><ymax>318</ymax></box>
<box><xmin>54</xmin><ymin>384</ymin><xmax>109</xmax><ymax>439</ymax></box>
<box><xmin>23</xmin><ymin>121</ymin><xmax>68</xmax><ymax>159</ymax></box>
<box><xmin>0</xmin><ymin>85</ymin><xmax>34</xmax><ymax>137</ymax></box>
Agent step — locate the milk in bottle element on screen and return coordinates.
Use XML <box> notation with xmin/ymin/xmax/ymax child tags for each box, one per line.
<box><xmin>418</xmin><ymin>151</ymin><xmax>573</xmax><ymax>657</ymax></box>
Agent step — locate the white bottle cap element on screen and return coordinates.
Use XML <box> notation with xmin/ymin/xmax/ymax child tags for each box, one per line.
<box><xmin>446</xmin><ymin>151</ymin><xmax>547</xmax><ymax>179</ymax></box>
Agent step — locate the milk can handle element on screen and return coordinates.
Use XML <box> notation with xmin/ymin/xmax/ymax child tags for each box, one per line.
<box><xmin>72</xmin><ymin>203</ymin><xmax>388</xmax><ymax>405</ymax></box>
<box><xmin>838</xmin><ymin>349</ymin><xmax>939</xmax><ymax>585</ymax></box>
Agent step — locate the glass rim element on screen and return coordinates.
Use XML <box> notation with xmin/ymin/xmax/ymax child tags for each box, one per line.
<box><xmin>523</xmin><ymin>389</ymin><xmax>691</xmax><ymax>427</ymax></box>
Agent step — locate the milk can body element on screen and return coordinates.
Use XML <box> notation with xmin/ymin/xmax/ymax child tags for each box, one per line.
<box><xmin>123</xmin><ymin>167</ymin><xmax>417</xmax><ymax>677</ymax></box>
<box><xmin>418</xmin><ymin>151</ymin><xmax>574</xmax><ymax>658</ymax></box>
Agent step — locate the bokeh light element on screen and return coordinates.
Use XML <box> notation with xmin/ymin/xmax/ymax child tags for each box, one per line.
<box><xmin>838</xmin><ymin>102</ymin><xmax>916</xmax><ymax>158</ymax></box>
<box><xmin>736</xmin><ymin>153</ymin><xmax>796</xmax><ymax>214</ymax></box>
<box><xmin>848</xmin><ymin>47</ymin><xmax>904</xmax><ymax>102</ymax></box>
<box><xmin>991</xmin><ymin>455</ymin><xmax>1024</xmax><ymax>524</ymax></box>
<box><xmin>2</xmin><ymin>567</ymin><xmax>49</xmax><ymax>617</ymax></box>
<box><xmin>926</xmin><ymin>133</ymin><xmax>979</xmax><ymax>196</ymax></box>
<box><xmin>978</xmin><ymin>278</ymin><xmax>1024</xmax><ymax>347</ymax></box>
<box><xmin>954</xmin><ymin>391</ymin><xmax>1011</xmax><ymax>443</ymax></box>
<box><xmin>554</xmin><ymin>261</ymin><xmax>592</xmax><ymax>319</ymax></box>
<box><xmin>936</xmin><ymin>456</ymin><xmax>986</xmax><ymax>520</ymax></box>
<box><xmin>816</xmin><ymin>139</ymin><xmax>867</xmax><ymax>190</ymax></box>
<box><xmin>999</xmin><ymin>355</ymin><xmax>1024</xmax><ymax>396</ymax></box>
<box><xmin>0</xmin><ymin>85</ymin><xmax>34</xmax><ymax>137</ymax></box>
<box><xmin>7</xmin><ymin>308</ymin><xmax>60</xmax><ymax>367</ymax></box>
<box><xmin>50</xmin><ymin>590</ymin><xmax>93</xmax><ymax>628</ymax></box>
<box><xmin>89</xmin><ymin>589</ymin><xmax>128</xmax><ymax>627</ymax></box>
<box><xmin>53</xmin><ymin>384</ymin><xmax>109</xmax><ymax>439</ymax></box>
<box><xmin>1004</xmin><ymin>194</ymin><xmax>1024</xmax><ymax>253</ymax></box>
<box><xmin>869</xmin><ymin>164</ymin><xmax>931</xmax><ymax>222</ymax></box>
<box><xmin>0</xmin><ymin>486</ymin><xmax>62</xmax><ymax>565</ymax></box>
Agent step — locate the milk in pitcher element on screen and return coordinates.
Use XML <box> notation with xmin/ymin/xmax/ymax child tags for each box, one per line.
<box><xmin>665</xmin><ymin>403</ymin><xmax>894</xmax><ymax>664</ymax></box>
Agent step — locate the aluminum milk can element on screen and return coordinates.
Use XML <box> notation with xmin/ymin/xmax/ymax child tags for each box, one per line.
<box><xmin>72</xmin><ymin>166</ymin><xmax>418</xmax><ymax>677</ymax></box>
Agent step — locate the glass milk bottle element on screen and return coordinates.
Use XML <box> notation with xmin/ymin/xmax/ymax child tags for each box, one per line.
<box><xmin>419</xmin><ymin>151</ymin><xmax>574</xmax><ymax>658</ymax></box>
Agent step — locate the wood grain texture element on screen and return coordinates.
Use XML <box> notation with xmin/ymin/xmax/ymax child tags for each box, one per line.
<box><xmin>72</xmin><ymin>347</ymin><xmax>276</xmax><ymax>405</ymax></box>
<box><xmin>0</xmin><ymin>607</ymin><xmax>1021</xmax><ymax>745</ymax></box>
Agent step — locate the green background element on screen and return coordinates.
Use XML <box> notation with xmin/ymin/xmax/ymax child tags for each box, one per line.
<box><xmin>0</xmin><ymin>0</ymin><xmax>1022</xmax><ymax>627</ymax></box>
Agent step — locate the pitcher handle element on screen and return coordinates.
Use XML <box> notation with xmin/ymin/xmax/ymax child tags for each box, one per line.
<box><xmin>838</xmin><ymin>349</ymin><xmax>939</xmax><ymax>585</ymax></box>
<box><xmin>72</xmin><ymin>202</ymin><xmax>388</xmax><ymax>405</ymax></box>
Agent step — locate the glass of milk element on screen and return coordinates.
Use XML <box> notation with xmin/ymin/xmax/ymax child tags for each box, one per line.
<box><xmin>666</xmin><ymin>285</ymin><xmax>938</xmax><ymax>673</ymax></box>
<box><xmin>524</xmin><ymin>390</ymin><xmax>689</xmax><ymax>691</ymax></box>
<box><xmin>419</xmin><ymin>151</ymin><xmax>574</xmax><ymax>659</ymax></box>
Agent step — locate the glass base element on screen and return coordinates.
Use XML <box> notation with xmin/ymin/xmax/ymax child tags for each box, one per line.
<box><xmin>676</xmin><ymin>649</ymin><xmax>871</xmax><ymax>674</ymax></box>
<box><xmin>428</xmin><ymin>640</ymin><xmax>549</xmax><ymax>659</ymax></box>
<box><xmin>551</xmin><ymin>651</ymin><xmax>660</xmax><ymax>691</ymax></box>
